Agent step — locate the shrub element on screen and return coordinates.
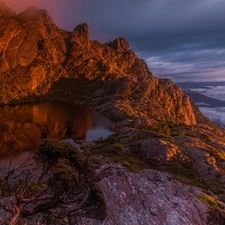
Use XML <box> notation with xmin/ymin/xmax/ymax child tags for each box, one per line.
<box><xmin>112</xmin><ymin>143</ymin><xmax>123</xmax><ymax>151</ymax></box>
<box><xmin>195</xmin><ymin>194</ymin><xmax>219</xmax><ymax>207</ymax></box>
<box><xmin>0</xmin><ymin>139</ymin><xmax>107</xmax><ymax>224</ymax></box>
<box><xmin>123</xmin><ymin>161</ymin><xmax>132</xmax><ymax>170</ymax></box>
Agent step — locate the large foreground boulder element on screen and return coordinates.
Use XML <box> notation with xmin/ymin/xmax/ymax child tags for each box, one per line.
<box><xmin>0</xmin><ymin>164</ymin><xmax>208</xmax><ymax>225</ymax></box>
<box><xmin>79</xmin><ymin>164</ymin><xmax>207</xmax><ymax>225</ymax></box>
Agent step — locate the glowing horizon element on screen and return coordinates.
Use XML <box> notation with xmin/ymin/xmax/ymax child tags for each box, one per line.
<box><xmin>4</xmin><ymin>0</ymin><xmax>45</xmax><ymax>12</ymax></box>
<box><xmin>3</xmin><ymin>0</ymin><xmax>79</xmax><ymax>31</ymax></box>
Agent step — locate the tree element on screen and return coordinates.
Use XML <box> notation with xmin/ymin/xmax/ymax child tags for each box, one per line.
<box><xmin>0</xmin><ymin>139</ymin><xmax>107</xmax><ymax>225</ymax></box>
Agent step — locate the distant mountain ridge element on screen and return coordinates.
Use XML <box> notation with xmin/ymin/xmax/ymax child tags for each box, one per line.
<box><xmin>185</xmin><ymin>91</ymin><xmax>225</xmax><ymax>107</ymax></box>
<box><xmin>177</xmin><ymin>81</ymin><xmax>225</xmax><ymax>89</ymax></box>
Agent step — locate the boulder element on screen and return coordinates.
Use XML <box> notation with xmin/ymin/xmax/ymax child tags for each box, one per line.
<box><xmin>79</xmin><ymin>164</ymin><xmax>207</xmax><ymax>225</ymax></box>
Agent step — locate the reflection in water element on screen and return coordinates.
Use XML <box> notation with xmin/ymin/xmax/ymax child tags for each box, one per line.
<box><xmin>0</xmin><ymin>102</ymin><xmax>113</xmax><ymax>166</ymax></box>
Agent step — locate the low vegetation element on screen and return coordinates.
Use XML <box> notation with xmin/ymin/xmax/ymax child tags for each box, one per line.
<box><xmin>0</xmin><ymin>139</ymin><xmax>107</xmax><ymax>225</ymax></box>
<box><xmin>195</xmin><ymin>194</ymin><xmax>219</xmax><ymax>207</ymax></box>
<box><xmin>88</xmin><ymin>138</ymin><xmax>151</xmax><ymax>173</ymax></box>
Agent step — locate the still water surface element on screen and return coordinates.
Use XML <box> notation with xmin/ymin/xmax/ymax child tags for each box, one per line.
<box><xmin>0</xmin><ymin>102</ymin><xmax>113</xmax><ymax>166</ymax></box>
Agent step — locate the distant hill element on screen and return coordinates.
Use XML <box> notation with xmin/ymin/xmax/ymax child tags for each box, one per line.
<box><xmin>185</xmin><ymin>91</ymin><xmax>225</xmax><ymax>107</ymax></box>
<box><xmin>176</xmin><ymin>81</ymin><xmax>225</xmax><ymax>89</ymax></box>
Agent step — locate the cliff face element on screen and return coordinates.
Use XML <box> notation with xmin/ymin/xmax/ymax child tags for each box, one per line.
<box><xmin>89</xmin><ymin>76</ymin><xmax>198</xmax><ymax>127</ymax></box>
<box><xmin>0</xmin><ymin>6</ymin><xmax>200</xmax><ymax>127</ymax></box>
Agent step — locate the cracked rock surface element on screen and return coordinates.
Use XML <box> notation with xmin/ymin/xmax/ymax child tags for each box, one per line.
<box><xmin>79</xmin><ymin>164</ymin><xmax>207</xmax><ymax>225</ymax></box>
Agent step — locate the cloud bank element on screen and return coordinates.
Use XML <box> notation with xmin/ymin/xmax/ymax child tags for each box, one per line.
<box><xmin>190</xmin><ymin>86</ymin><xmax>225</xmax><ymax>101</ymax></box>
<box><xmin>200</xmin><ymin>107</ymin><xmax>225</xmax><ymax>127</ymax></box>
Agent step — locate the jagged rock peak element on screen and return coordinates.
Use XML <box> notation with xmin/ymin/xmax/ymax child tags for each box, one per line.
<box><xmin>17</xmin><ymin>7</ymin><xmax>50</xmax><ymax>21</ymax></box>
<box><xmin>0</xmin><ymin>2</ymin><xmax>16</xmax><ymax>17</ymax></box>
<box><xmin>72</xmin><ymin>23</ymin><xmax>90</xmax><ymax>47</ymax></box>
<box><xmin>108</xmin><ymin>37</ymin><xmax>130</xmax><ymax>52</ymax></box>
<box><xmin>73</xmin><ymin>23</ymin><xmax>89</xmax><ymax>34</ymax></box>
<box><xmin>159</xmin><ymin>78</ymin><xmax>174</xmax><ymax>87</ymax></box>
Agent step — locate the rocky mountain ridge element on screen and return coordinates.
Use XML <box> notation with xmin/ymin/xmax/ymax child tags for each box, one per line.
<box><xmin>1</xmin><ymin>4</ymin><xmax>225</xmax><ymax>225</ymax></box>
<box><xmin>0</xmin><ymin>4</ymin><xmax>199</xmax><ymax>127</ymax></box>
<box><xmin>0</xmin><ymin>5</ymin><xmax>150</xmax><ymax>101</ymax></box>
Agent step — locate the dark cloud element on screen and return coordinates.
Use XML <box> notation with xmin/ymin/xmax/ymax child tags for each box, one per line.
<box><xmin>7</xmin><ymin>0</ymin><xmax>225</xmax><ymax>81</ymax></box>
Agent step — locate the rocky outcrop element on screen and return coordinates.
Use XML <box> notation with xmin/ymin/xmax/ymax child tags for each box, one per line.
<box><xmin>0</xmin><ymin>164</ymin><xmax>209</xmax><ymax>225</ymax></box>
<box><xmin>90</xmin><ymin>76</ymin><xmax>199</xmax><ymax>126</ymax></box>
<box><xmin>0</xmin><ymin>6</ymin><xmax>68</xmax><ymax>104</ymax></box>
<box><xmin>72</xmin><ymin>23</ymin><xmax>91</xmax><ymax>48</ymax></box>
<box><xmin>81</xmin><ymin>164</ymin><xmax>208</xmax><ymax>225</ymax></box>
<box><xmin>139</xmin><ymin>139</ymin><xmax>180</xmax><ymax>164</ymax></box>
<box><xmin>17</xmin><ymin>7</ymin><xmax>50</xmax><ymax>21</ymax></box>
<box><xmin>0</xmin><ymin>6</ymin><xmax>151</xmax><ymax>104</ymax></box>
<box><xmin>108</xmin><ymin>37</ymin><xmax>130</xmax><ymax>52</ymax></box>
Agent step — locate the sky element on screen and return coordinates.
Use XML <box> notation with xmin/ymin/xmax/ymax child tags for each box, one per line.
<box><xmin>5</xmin><ymin>0</ymin><xmax>225</xmax><ymax>82</ymax></box>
